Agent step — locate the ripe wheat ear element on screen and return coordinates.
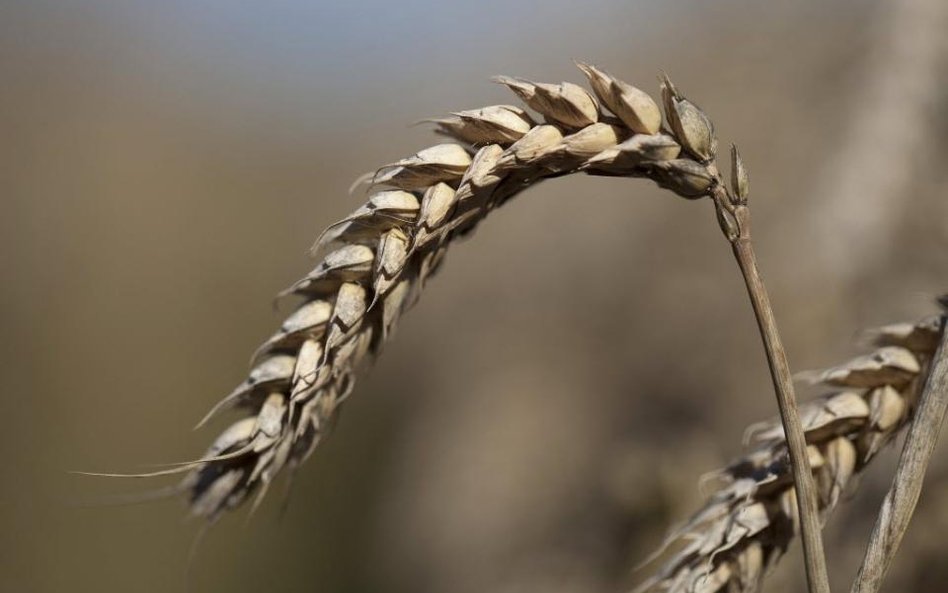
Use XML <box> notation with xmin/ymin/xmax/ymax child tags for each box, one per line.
<box><xmin>636</xmin><ymin>308</ymin><xmax>946</xmax><ymax>593</ymax></box>
<box><xmin>119</xmin><ymin>62</ymin><xmax>724</xmax><ymax>522</ymax></box>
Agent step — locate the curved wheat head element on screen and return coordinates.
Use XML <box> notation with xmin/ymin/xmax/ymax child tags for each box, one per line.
<box><xmin>138</xmin><ymin>62</ymin><xmax>729</xmax><ymax>521</ymax></box>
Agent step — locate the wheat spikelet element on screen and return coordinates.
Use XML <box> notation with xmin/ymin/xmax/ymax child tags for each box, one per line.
<box><xmin>150</xmin><ymin>61</ymin><xmax>737</xmax><ymax>522</ymax></box>
<box><xmin>635</xmin><ymin>308</ymin><xmax>946</xmax><ymax>593</ymax></box>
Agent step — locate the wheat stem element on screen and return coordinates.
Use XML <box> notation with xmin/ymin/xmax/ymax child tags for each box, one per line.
<box><xmin>708</xmin><ymin>147</ymin><xmax>831</xmax><ymax>590</ymax></box>
<box><xmin>730</xmin><ymin>227</ymin><xmax>830</xmax><ymax>593</ymax></box>
<box><xmin>850</xmin><ymin>317</ymin><xmax>948</xmax><ymax>593</ymax></box>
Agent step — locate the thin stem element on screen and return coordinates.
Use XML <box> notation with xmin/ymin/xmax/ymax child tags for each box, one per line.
<box><xmin>727</xmin><ymin>203</ymin><xmax>831</xmax><ymax>593</ymax></box>
<box><xmin>850</xmin><ymin>316</ymin><xmax>948</xmax><ymax>593</ymax></box>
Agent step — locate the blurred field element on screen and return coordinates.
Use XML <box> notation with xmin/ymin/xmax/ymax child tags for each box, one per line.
<box><xmin>2</xmin><ymin>1</ymin><xmax>946</xmax><ymax>592</ymax></box>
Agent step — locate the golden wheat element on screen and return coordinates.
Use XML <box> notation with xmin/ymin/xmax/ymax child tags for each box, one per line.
<box><xmin>123</xmin><ymin>62</ymin><xmax>736</xmax><ymax>523</ymax></box>
<box><xmin>103</xmin><ymin>63</ymin><xmax>948</xmax><ymax>593</ymax></box>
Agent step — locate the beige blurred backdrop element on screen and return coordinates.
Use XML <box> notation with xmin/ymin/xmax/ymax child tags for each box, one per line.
<box><xmin>2</xmin><ymin>1</ymin><xmax>947</xmax><ymax>592</ymax></box>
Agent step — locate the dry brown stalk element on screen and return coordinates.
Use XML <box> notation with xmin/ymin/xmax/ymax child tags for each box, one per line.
<box><xmin>636</xmin><ymin>307</ymin><xmax>946</xmax><ymax>593</ymax></box>
<box><xmin>850</xmin><ymin>315</ymin><xmax>948</xmax><ymax>593</ymax></box>
<box><xmin>728</xmin><ymin>234</ymin><xmax>829</xmax><ymax>593</ymax></box>
<box><xmin>711</xmin><ymin>164</ymin><xmax>829</xmax><ymax>592</ymax></box>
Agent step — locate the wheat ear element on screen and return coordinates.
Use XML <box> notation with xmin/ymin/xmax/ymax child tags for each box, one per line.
<box><xmin>636</xmin><ymin>306</ymin><xmax>946</xmax><ymax>593</ymax></box>
<box><xmin>107</xmin><ymin>62</ymin><xmax>736</xmax><ymax>521</ymax></box>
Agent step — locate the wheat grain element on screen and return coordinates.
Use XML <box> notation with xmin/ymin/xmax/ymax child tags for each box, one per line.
<box><xmin>634</xmin><ymin>307</ymin><xmax>946</xmax><ymax>593</ymax></box>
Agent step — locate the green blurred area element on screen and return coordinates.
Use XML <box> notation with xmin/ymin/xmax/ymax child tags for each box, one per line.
<box><xmin>2</xmin><ymin>1</ymin><xmax>947</xmax><ymax>592</ymax></box>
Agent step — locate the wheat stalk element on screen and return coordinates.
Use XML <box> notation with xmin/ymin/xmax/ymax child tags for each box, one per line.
<box><xmin>635</xmin><ymin>309</ymin><xmax>946</xmax><ymax>593</ymax></box>
<box><xmin>851</xmin><ymin>311</ymin><xmax>948</xmax><ymax>593</ymax></box>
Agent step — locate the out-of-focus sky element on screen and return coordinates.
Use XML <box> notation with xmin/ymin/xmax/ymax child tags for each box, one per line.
<box><xmin>3</xmin><ymin>1</ymin><xmax>947</xmax><ymax>592</ymax></box>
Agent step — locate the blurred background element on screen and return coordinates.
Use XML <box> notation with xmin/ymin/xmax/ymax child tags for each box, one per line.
<box><xmin>2</xmin><ymin>0</ymin><xmax>946</xmax><ymax>591</ymax></box>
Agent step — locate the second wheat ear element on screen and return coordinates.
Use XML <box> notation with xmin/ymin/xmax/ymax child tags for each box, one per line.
<box><xmin>99</xmin><ymin>62</ymin><xmax>831</xmax><ymax>593</ymax></box>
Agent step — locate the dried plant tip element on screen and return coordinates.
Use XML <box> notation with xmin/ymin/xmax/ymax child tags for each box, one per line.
<box><xmin>660</xmin><ymin>73</ymin><xmax>716</xmax><ymax>162</ymax></box>
<box><xmin>576</xmin><ymin>62</ymin><xmax>662</xmax><ymax>134</ymax></box>
<box><xmin>652</xmin><ymin>159</ymin><xmax>715</xmax><ymax>198</ymax></box>
<box><xmin>493</xmin><ymin>75</ymin><xmax>599</xmax><ymax>129</ymax></box>
<box><xmin>730</xmin><ymin>144</ymin><xmax>749</xmax><ymax>204</ymax></box>
<box><xmin>428</xmin><ymin>105</ymin><xmax>534</xmax><ymax>145</ymax></box>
